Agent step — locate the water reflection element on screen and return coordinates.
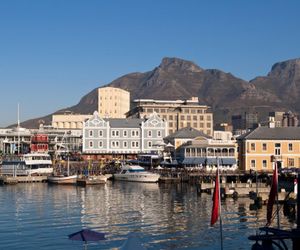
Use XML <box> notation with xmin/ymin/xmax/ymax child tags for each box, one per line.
<box><xmin>0</xmin><ymin>182</ymin><xmax>296</xmax><ymax>250</ymax></box>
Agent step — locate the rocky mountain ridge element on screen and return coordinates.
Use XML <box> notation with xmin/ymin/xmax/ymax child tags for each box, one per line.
<box><xmin>18</xmin><ymin>57</ymin><xmax>300</xmax><ymax>128</ymax></box>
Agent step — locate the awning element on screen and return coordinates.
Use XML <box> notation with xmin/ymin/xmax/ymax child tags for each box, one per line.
<box><xmin>220</xmin><ymin>158</ymin><xmax>236</xmax><ymax>165</ymax></box>
<box><xmin>182</xmin><ymin>157</ymin><xmax>206</xmax><ymax>165</ymax></box>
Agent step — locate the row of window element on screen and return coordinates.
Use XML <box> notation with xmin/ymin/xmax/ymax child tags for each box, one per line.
<box><xmin>250</xmin><ymin>158</ymin><xmax>296</xmax><ymax>168</ymax></box>
<box><xmin>168</xmin><ymin>122</ymin><xmax>211</xmax><ymax>128</ymax></box>
<box><xmin>146</xmin><ymin>108</ymin><xmax>208</xmax><ymax>114</ymax></box>
<box><xmin>88</xmin><ymin>129</ymin><xmax>162</xmax><ymax>138</ymax></box>
<box><xmin>88</xmin><ymin>140</ymin><xmax>153</xmax><ymax>149</ymax></box>
<box><xmin>250</xmin><ymin>142</ymin><xmax>294</xmax><ymax>152</ymax></box>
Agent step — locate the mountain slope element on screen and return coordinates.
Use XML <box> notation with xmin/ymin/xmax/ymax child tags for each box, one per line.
<box><xmin>18</xmin><ymin>57</ymin><xmax>300</xmax><ymax>128</ymax></box>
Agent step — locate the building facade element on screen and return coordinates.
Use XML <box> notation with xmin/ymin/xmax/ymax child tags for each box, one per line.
<box><xmin>82</xmin><ymin>111</ymin><xmax>168</xmax><ymax>157</ymax></box>
<box><xmin>126</xmin><ymin>97</ymin><xmax>213</xmax><ymax>136</ymax></box>
<box><xmin>237</xmin><ymin>126</ymin><xmax>300</xmax><ymax>172</ymax></box>
<box><xmin>178</xmin><ymin>137</ymin><xmax>237</xmax><ymax>170</ymax></box>
<box><xmin>52</xmin><ymin>113</ymin><xmax>92</xmax><ymax>129</ymax></box>
<box><xmin>98</xmin><ymin>87</ymin><xmax>130</xmax><ymax>118</ymax></box>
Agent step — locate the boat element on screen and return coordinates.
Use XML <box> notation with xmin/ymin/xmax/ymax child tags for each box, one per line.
<box><xmin>113</xmin><ymin>164</ymin><xmax>160</xmax><ymax>183</ymax></box>
<box><xmin>47</xmin><ymin>159</ymin><xmax>77</xmax><ymax>184</ymax></box>
<box><xmin>0</xmin><ymin>153</ymin><xmax>53</xmax><ymax>176</ymax></box>
<box><xmin>77</xmin><ymin>175</ymin><xmax>107</xmax><ymax>186</ymax></box>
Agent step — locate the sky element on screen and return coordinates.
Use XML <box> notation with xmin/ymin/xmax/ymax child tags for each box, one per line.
<box><xmin>0</xmin><ymin>0</ymin><xmax>300</xmax><ymax>127</ymax></box>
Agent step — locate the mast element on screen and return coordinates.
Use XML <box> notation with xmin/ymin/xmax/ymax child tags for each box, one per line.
<box><xmin>17</xmin><ymin>103</ymin><xmax>20</xmax><ymax>155</ymax></box>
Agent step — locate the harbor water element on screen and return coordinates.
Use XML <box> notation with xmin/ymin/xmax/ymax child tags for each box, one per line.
<box><xmin>0</xmin><ymin>182</ymin><xmax>295</xmax><ymax>249</ymax></box>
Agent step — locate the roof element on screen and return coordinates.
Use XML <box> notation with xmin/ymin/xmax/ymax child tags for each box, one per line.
<box><xmin>164</xmin><ymin>127</ymin><xmax>212</xmax><ymax>140</ymax></box>
<box><xmin>237</xmin><ymin>126</ymin><xmax>300</xmax><ymax>140</ymax></box>
<box><xmin>105</xmin><ymin>118</ymin><xmax>142</xmax><ymax>128</ymax></box>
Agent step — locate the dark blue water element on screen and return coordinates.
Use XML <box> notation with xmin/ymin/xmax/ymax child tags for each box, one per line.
<box><xmin>0</xmin><ymin>182</ymin><xmax>295</xmax><ymax>249</ymax></box>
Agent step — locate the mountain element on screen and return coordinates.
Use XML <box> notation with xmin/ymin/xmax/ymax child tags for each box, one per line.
<box><xmin>18</xmin><ymin>57</ymin><xmax>300</xmax><ymax>128</ymax></box>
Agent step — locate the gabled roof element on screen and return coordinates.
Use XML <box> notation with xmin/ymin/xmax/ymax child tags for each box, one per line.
<box><xmin>164</xmin><ymin>127</ymin><xmax>212</xmax><ymax>140</ymax></box>
<box><xmin>237</xmin><ymin>126</ymin><xmax>300</xmax><ymax>140</ymax></box>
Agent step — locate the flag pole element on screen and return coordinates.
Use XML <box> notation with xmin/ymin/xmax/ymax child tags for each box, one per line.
<box><xmin>276</xmin><ymin>162</ymin><xmax>280</xmax><ymax>229</ymax></box>
<box><xmin>217</xmin><ymin>158</ymin><xmax>224</xmax><ymax>250</ymax></box>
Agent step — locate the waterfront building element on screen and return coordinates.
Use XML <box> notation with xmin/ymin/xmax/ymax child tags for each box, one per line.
<box><xmin>177</xmin><ymin>136</ymin><xmax>237</xmax><ymax>170</ymax></box>
<box><xmin>0</xmin><ymin>126</ymin><xmax>82</xmax><ymax>157</ymax></box>
<box><xmin>52</xmin><ymin>112</ymin><xmax>92</xmax><ymax>129</ymax></box>
<box><xmin>98</xmin><ymin>87</ymin><xmax>130</xmax><ymax>118</ymax></box>
<box><xmin>237</xmin><ymin>126</ymin><xmax>300</xmax><ymax>172</ymax></box>
<box><xmin>126</xmin><ymin>97</ymin><xmax>213</xmax><ymax>136</ymax></box>
<box><xmin>82</xmin><ymin>111</ymin><xmax>168</xmax><ymax>158</ymax></box>
<box><xmin>0</xmin><ymin>127</ymin><xmax>31</xmax><ymax>154</ymax></box>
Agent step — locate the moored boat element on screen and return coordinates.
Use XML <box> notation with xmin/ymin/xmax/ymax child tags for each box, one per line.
<box><xmin>0</xmin><ymin>153</ymin><xmax>53</xmax><ymax>176</ymax></box>
<box><xmin>114</xmin><ymin>164</ymin><xmax>160</xmax><ymax>183</ymax></box>
<box><xmin>77</xmin><ymin>175</ymin><xmax>107</xmax><ymax>186</ymax></box>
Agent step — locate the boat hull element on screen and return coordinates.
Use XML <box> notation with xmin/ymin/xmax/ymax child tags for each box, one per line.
<box><xmin>47</xmin><ymin>175</ymin><xmax>77</xmax><ymax>184</ymax></box>
<box><xmin>114</xmin><ymin>173</ymin><xmax>160</xmax><ymax>183</ymax></box>
<box><xmin>77</xmin><ymin>175</ymin><xmax>107</xmax><ymax>186</ymax></box>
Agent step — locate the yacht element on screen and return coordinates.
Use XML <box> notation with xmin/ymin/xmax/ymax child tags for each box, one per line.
<box><xmin>114</xmin><ymin>164</ymin><xmax>160</xmax><ymax>183</ymax></box>
<box><xmin>0</xmin><ymin>153</ymin><xmax>53</xmax><ymax>176</ymax></box>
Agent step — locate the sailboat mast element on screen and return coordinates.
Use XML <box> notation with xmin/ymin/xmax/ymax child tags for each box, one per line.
<box><xmin>17</xmin><ymin>103</ymin><xmax>20</xmax><ymax>155</ymax></box>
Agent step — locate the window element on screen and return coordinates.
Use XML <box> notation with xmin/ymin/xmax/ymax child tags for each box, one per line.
<box><xmin>123</xmin><ymin>141</ymin><xmax>128</xmax><ymax>148</ymax></box>
<box><xmin>123</xmin><ymin>130</ymin><xmax>128</xmax><ymax>137</ymax></box>
<box><xmin>275</xmin><ymin>143</ymin><xmax>281</xmax><ymax>155</ymax></box>
<box><xmin>180</xmin><ymin>115</ymin><xmax>185</xmax><ymax>120</ymax></box>
<box><xmin>111</xmin><ymin>141</ymin><xmax>119</xmax><ymax>148</ymax></box>
<box><xmin>148</xmin><ymin>131</ymin><xmax>152</xmax><ymax>137</ymax></box>
<box><xmin>148</xmin><ymin>141</ymin><xmax>152</xmax><ymax>148</ymax></box>
<box><xmin>89</xmin><ymin>130</ymin><xmax>93</xmax><ymax>137</ymax></box>
<box><xmin>199</xmin><ymin>115</ymin><xmax>204</xmax><ymax>121</ymax></box>
<box><xmin>157</xmin><ymin>130</ymin><xmax>162</xmax><ymax>137</ymax></box>
<box><xmin>251</xmin><ymin>160</ymin><xmax>256</xmax><ymax>169</ymax></box>
<box><xmin>169</xmin><ymin>115</ymin><xmax>173</xmax><ymax>120</ymax></box>
<box><xmin>193</xmin><ymin>116</ymin><xmax>197</xmax><ymax>121</ymax></box>
<box><xmin>99</xmin><ymin>130</ymin><xmax>103</xmax><ymax>137</ymax></box>
<box><xmin>89</xmin><ymin>141</ymin><xmax>93</xmax><ymax>148</ymax></box>
<box><xmin>111</xmin><ymin>130</ymin><xmax>119</xmax><ymax>137</ymax></box>
<box><xmin>262</xmin><ymin>160</ymin><xmax>267</xmax><ymax>168</ymax></box>
<box><xmin>99</xmin><ymin>141</ymin><xmax>103</xmax><ymax>148</ymax></box>
<box><xmin>197</xmin><ymin>109</ymin><xmax>203</xmax><ymax>114</ymax></box>
<box><xmin>262</xmin><ymin>143</ymin><xmax>267</xmax><ymax>151</ymax></box>
<box><xmin>187</xmin><ymin>115</ymin><xmax>191</xmax><ymax>121</ymax></box>
<box><xmin>251</xmin><ymin>143</ymin><xmax>255</xmax><ymax>151</ymax></box>
<box><xmin>207</xmin><ymin>123</ymin><xmax>211</xmax><ymax>128</ymax></box>
<box><xmin>131</xmin><ymin>141</ymin><xmax>139</xmax><ymax>148</ymax></box>
<box><xmin>131</xmin><ymin>130</ymin><xmax>139</xmax><ymax>137</ymax></box>
<box><xmin>288</xmin><ymin>158</ymin><xmax>294</xmax><ymax>167</ymax></box>
<box><xmin>289</xmin><ymin>143</ymin><xmax>293</xmax><ymax>151</ymax></box>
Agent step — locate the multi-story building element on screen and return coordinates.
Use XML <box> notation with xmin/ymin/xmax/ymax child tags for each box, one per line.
<box><xmin>232</xmin><ymin>112</ymin><xmax>258</xmax><ymax>133</ymax></box>
<box><xmin>98</xmin><ymin>87</ymin><xmax>130</xmax><ymax>118</ymax></box>
<box><xmin>237</xmin><ymin>126</ymin><xmax>300</xmax><ymax>172</ymax></box>
<box><xmin>175</xmin><ymin>134</ymin><xmax>237</xmax><ymax>170</ymax></box>
<box><xmin>82</xmin><ymin>111</ymin><xmax>168</xmax><ymax>158</ymax></box>
<box><xmin>52</xmin><ymin>112</ymin><xmax>92</xmax><ymax>129</ymax></box>
<box><xmin>126</xmin><ymin>97</ymin><xmax>213</xmax><ymax>136</ymax></box>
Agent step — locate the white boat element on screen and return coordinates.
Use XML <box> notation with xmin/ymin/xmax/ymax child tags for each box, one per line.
<box><xmin>114</xmin><ymin>164</ymin><xmax>160</xmax><ymax>183</ymax></box>
<box><xmin>0</xmin><ymin>153</ymin><xmax>53</xmax><ymax>176</ymax></box>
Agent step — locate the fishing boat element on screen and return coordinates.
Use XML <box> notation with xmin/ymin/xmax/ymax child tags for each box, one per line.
<box><xmin>0</xmin><ymin>153</ymin><xmax>53</xmax><ymax>176</ymax></box>
<box><xmin>114</xmin><ymin>164</ymin><xmax>160</xmax><ymax>183</ymax></box>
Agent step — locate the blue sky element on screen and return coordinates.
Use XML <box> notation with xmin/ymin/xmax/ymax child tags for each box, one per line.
<box><xmin>0</xmin><ymin>0</ymin><xmax>300</xmax><ymax>127</ymax></box>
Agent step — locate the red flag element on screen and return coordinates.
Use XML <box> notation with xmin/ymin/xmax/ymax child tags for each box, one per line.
<box><xmin>211</xmin><ymin>170</ymin><xmax>220</xmax><ymax>226</ymax></box>
<box><xmin>267</xmin><ymin>162</ymin><xmax>278</xmax><ymax>224</ymax></box>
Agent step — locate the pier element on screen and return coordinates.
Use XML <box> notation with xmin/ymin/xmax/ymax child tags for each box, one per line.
<box><xmin>0</xmin><ymin>175</ymin><xmax>48</xmax><ymax>184</ymax></box>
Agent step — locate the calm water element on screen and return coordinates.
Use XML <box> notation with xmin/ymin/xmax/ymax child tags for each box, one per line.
<box><xmin>0</xmin><ymin>181</ymin><xmax>295</xmax><ymax>250</ymax></box>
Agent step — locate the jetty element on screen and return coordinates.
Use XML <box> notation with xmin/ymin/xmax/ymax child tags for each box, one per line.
<box><xmin>0</xmin><ymin>175</ymin><xmax>48</xmax><ymax>184</ymax></box>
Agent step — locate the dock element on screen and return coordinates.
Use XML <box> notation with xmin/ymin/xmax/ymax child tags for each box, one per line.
<box><xmin>0</xmin><ymin>175</ymin><xmax>48</xmax><ymax>184</ymax></box>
